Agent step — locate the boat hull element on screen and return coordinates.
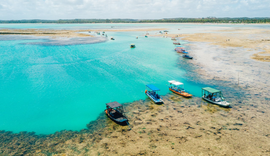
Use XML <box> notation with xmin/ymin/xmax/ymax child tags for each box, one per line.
<box><xmin>202</xmin><ymin>97</ymin><xmax>230</xmax><ymax>107</ymax></box>
<box><xmin>104</xmin><ymin>110</ymin><xmax>128</xmax><ymax>125</ymax></box>
<box><xmin>145</xmin><ymin>92</ymin><xmax>163</xmax><ymax>104</ymax></box>
<box><xmin>183</xmin><ymin>56</ymin><xmax>193</xmax><ymax>59</ymax></box>
<box><xmin>169</xmin><ymin>88</ymin><xmax>192</xmax><ymax>98</ymax></box>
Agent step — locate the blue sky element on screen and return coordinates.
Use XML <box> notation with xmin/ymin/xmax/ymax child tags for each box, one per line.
<box><xmin>0</xmin><ymin>0</ymin><xmax>269</xmax><ymax>20</ymax></box>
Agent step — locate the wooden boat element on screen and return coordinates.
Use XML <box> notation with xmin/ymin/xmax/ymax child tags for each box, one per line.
<box><xmin>182</xmin><ymin>55</ymin><xmax>193</xmax><ymax>59</ymax></box>
<box><xmin>168</xmin><ymin>80</ymin><xmax>192</xmax><ymax>98</ymax></box>
<box><xmin>130</xmin><ymin>44</ymin><xmax>135</xmax><ymax>48</ymax></box>
<box><xmin>105</xmin><ymin>101</ymin><xmax>128</xmax><ymax>125</ymax></box>
<box><xmin>173</xmin><ymin>42</ymin><xmax>181</xmax><ymax>45</ymax></box>
<box><xmin>145</xmin><ymin>84</ymin><xmax>163</xmax><ymax>104</ymax></box>
<box><xmin>202</xmin><ymin>87</ymin><xmax>230</xmax><ymax>107</ymax></box>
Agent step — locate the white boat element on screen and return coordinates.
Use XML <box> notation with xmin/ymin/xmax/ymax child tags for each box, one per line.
<box><xmin>202</xmin><ymin>87</ymin><xmax>230</xmax><ymax>107</ymax></box>
<box><xmin>145</xmin><ymin>84</ymin><xmax>163</xmax><ymax>104</ymax></box>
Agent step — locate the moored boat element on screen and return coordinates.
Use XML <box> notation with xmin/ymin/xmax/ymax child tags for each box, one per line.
<box><xmin>202</xmin><ymin>87</ymin><xmax>230</xmax><ymax>107</ymax></box>
<box><xmin>111</xmin><ymin>37</ymin><xmax>115</xmax><ymax>40</ymax></box>
<box><xmin>130</xmin><ymin>44</ymin><xmax>135</xmax><ymax>48</ymax></box>
<box><xmin>175</xmin><ymin>48</ymin><xmax>188</xmax><ymax>54</ymax></box>
<box><xmin>182</xmin><ymin>54</ymin><xmax>193</xmax><ymax>59</ymax></box>
<box><xmin>168</xmin><ymin>80</ymin><xmax>192</xmax><ymax>98</ymax></box>
<box><xmin>173</xmin><ymin>42</ymin><xmax>181</xmax><ymax>45</ymax></box>
<box><xmin>105</xmin><ymin>101</ymin><xmax>128</xmax><ymax>125</ymax></box>
<box><xmin>145</xmin><ymin>84</ymin><xmax>163</xmax><ymax>104</ymax></box>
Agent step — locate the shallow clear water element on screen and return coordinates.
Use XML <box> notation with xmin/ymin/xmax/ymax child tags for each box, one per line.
<box><xmin>0</xmin><ymin>23</ymin><xmax>268</xmax><ymax>134</ymax></box>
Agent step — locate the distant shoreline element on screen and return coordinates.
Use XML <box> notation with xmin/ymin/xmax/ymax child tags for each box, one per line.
<box><xmin>0</xmin><ymin>22</ymin><xmax>270</xmax><ymax>25</ymax></box>
<box><xmin>0</xmin><ymin>17</ymin><xmax>270</xmax><ymax>24</ymax></box>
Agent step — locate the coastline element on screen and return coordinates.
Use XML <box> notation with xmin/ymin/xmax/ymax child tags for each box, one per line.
<box><xmin>0</xmin><ymin>26</ymin><xmax>270</xmax><ymax>155</ymax></box>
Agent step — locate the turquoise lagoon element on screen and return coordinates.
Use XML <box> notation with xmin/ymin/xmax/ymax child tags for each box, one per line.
<box><xmin>0</xmin><ymin>24</ymin><xmax>267</xmax><ymax>134</ymax></box>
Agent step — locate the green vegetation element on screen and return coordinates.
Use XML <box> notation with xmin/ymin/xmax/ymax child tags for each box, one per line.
<box><xmin>0</xmin><ymin>17</ymin><xmax>270</xmax><ymax>24</ymax></box>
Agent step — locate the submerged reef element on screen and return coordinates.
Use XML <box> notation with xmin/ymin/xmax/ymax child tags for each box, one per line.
<box><xmin>0</xmin><ymin>86</ymin><xmax>269</xmax><ymax>155</ymax></box>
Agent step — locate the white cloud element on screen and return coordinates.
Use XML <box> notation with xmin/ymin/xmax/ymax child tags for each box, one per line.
<box><xmin>0</xmin><ymin>0</ymin><xmax>269</xmax><ymax>20</ymax></box>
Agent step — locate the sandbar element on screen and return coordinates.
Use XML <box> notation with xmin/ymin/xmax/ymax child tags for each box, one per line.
<box><xmin>0</xmin><ymin>28</ymin><xmax>166</xmax><ymax>38</ymax></box>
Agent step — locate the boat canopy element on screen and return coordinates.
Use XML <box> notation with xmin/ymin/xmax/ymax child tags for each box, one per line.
<box><xmin>168</xmin><ymin>80</ymin><xmax>183</xmax><ymax>86</ymax></box>
<box><xmin>106</xmin><ymin>101</ymin><xmax>123</xmax><ymax>108</ymax></box>
<box><xmin>146</xmin><ymin>84</ymin><xmax>160</xmax><ymax>91</ymax></box>
<box><xmin>131</xmin><ymin>43</ymin><xmax>135</xmax><ymax>45</ymax></box>
<box><xmin>202</xmin><ymin>87</ymin><xmax>221</xmax><ymax>93</ymax></box>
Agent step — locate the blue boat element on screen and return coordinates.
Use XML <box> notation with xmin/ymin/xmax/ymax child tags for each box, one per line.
<box><xmin>182</xmin><ymin>54</ymin><xmax>193</xmax><ymax>59</ymax></box>
<box><xmin>145</xmin><ymin>84</ymin><xmax>163</xmax><ymax>104</ymax></box>
<box><xmin>181</xmin><ymin>50</ymin><xmax>189</xmax><ymax>54</ymax></box>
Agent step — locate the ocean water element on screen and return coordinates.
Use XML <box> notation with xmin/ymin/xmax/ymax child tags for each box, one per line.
<box><xmin>0</xmin><ymin>23</ymin><xmax>268</xmax><ymax>134</ymax></box>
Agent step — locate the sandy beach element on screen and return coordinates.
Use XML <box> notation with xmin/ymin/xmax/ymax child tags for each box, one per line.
<box><xmin>1</xmin><ymin>25</ymin><xmax>270</xmax><ymax>155</ymax></box>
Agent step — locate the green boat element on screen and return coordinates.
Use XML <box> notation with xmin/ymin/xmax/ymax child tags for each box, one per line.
<box><xmin>202</xmin><ymin>87</ymin><xmax>230</xmax><ymax>107</ymax></box>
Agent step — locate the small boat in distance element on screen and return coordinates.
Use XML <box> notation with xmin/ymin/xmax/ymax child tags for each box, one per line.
<box><xmin>173</xmin><ymin>42</ymin><xmax>181</xmax><ymax>45</ymax></box>
<box><xmin>130</xmin><ymin>44</ymin><xmax>135</xmax><ymax>48</ymax></box>
<box><xmin>145</xmin><ymin>35</ymin><xmax>148</xmax><ymax>38</ymax></box>
<box><xmin>182</xmin><ymin>55</ymin><xmax>193</xmax><ymax>59</ymax></box>
<box><xmin>168</xmin><ymin>80</ymin><xmax>192</xmax><ymax>98</ymax></box>
<box><xmin>145</xmin><ymin>84</ymin><xmax>163</xmax><ymax>104</ymax></box>
<box><xmin>175</xmin><ymin>48</ymin><xmax>188</xmax><ymax>54</ymax></box>
<box><xmin>202</xmin><ymin>87</ymin><xmax>230</xmax><ymax>107</ymax></box>
<box><xmin>111</xmin><ymin>37</ymin><xmax>115</xmax><ymax>40</ymax></box>
<box><xmin>105</xmin><ymin>101</ymin><xmax>128</xmax><ymax>125</ymax></box>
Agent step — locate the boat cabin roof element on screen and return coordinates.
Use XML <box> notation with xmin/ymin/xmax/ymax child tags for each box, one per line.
<box><xmin>202</xmin><ymin>87</ymin><xmax>221</xmax><ymax>93</ymax></box>
<box><xmin>168</xmin><ymin>80</ymin><xmax>183</xmax><ymax>86</ymax></box>
<box><xmin>131</xmin><ymin>44</ymin><xmax>135</xmax><ymax>45</ymax></box>
<box><xmin>146</xmin><ymin>84</ymin><xmax>160</xmax><ymax>91</ymax></box>
<box><xmin>106</xmin><ymin>101</ymin><xmax>123</xmax><ymax>108</ymax></box>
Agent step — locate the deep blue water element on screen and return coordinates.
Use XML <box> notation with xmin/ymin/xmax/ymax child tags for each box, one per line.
<box><xmin>0</xmin><ymin>23</ymin><xmax>268</xmax><ymax>134</ymax></box>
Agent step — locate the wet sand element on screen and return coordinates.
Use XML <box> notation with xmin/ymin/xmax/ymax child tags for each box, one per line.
<box><xmin>177</xmin><ymin>28</ymin><xmax>270</xmax><ymax>95</ymax></box>
<box><xmin>1</xmin><ymin>26</ymin><xmax>270</xmax><ymax>155</ymax></box>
